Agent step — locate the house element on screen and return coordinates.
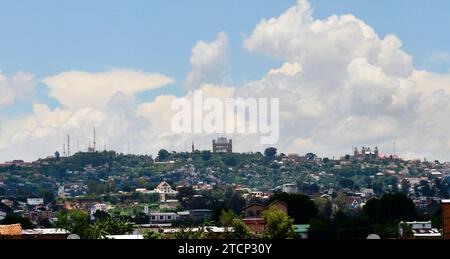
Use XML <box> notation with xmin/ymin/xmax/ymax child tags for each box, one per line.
<box><xmin>155</xmin><ymin>182</ymin><xmax>177</xmax><ymax>194</ymax></box>
<box><xmin>0</xmin><ymin>225</ymin><xmax>70</xmax><ymax>240</ymax></box>
<box><xmin>360</xmin><ymin>188</ymin><xmax>375</xmax><ymax>197</ymax></box>
<box><xmin>136</xmin><ymin>188</ymin><xmax>151</xmax><ymax>194</ymax></box>
<box><xmin>105</xmin><ymin>235</ymin><xmax>144</xmax><ymax>240</ymax></box>
<box><xmin>243</xmin><ymin>204</ymin><xmax>266</xmax><ymax>218</ymax></box>
<box><xmin>242</xmin><ymin>201</ymin><xmax>288</xmax><ymax>234</ymax></box>
<box><xmin>281</xmin><ymin>184</ymin><xmax>298</xmax><ymax>194</ymax></box>
<box><xmin>0</xmin><ymin>224</ymin><xmax>22</xmax><ymax>236</ymax></box>
<box><xmin>159</xmin><ymin>199</ymin><xmax>180</xmax><ymax>210</ymax></box>
<box><xmin>269</xmin><ymin>201</ymin><xmax>288</xmax><ymax>215</ymax></box>
<box><xmin>407</xmin><ymin>178</ymin><xmax>421</xmax><ymax>186</ymax></box>
<box><xmin>27</xmin><ymin>198</ymin><xmax>44</xmax><ymax>206</ymax></box>
<box><xmin>1</xmin><ymin>199</ymin><xmax>14</xmax><ymax>208</ymax></box>
<box><xmin>399</xmin><ymin>221</ymin><xmax>441</xmax><ymax>239</ymax></box>
<box><xmin>149</xmin><ymin>212</ymin><xmax>179</xmax><ymax>223</ymax></box>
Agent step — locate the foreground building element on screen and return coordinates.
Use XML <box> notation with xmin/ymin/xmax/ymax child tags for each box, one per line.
<box><xmin>0</xmin><ymin>224</ymin><xmax>69</xmax><ymax>240</ymax></box>
<box><xmin>399</xmin><ymin>221</ymin><xmax>441</xmax><ymax>239</ymax></box>
<box><xmin>242</xmin><ymin>201</ymin><xmax>288</xmax><ymax>234</ymax></box>
<box><xmin>443</xmin><ymin>200</ymin><xmax>450</xmax><ymax>239</ymax></box>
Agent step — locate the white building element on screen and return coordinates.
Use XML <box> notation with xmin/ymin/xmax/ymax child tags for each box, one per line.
<box><xmin>360</xmin><ymin>188</ymin><xmax>375</xmax><ymax>197</ymax></box>
<box><xmin>105</xmin><ymin>235</ymin><xmax>144</xmax><ymax>240</ymax></box>
<box><xmin>149</xmin><ymin>212</ymin><xmax>178</xmax><ymax>223</ymax></box>
<box><xmin>27</xmin><ymin>198</ymin><xmax>44</xmax><ymax>206</ymax></box>
<box><xmin>155</xmin><ymin>182</ymin><xmax>177</xmax><ymax>194</ymax></box>
<box><xmin>58</xmin><ymin>186</ymin><xmax>65</xmax><ymax>198</ymax></box>
<box><xmin>399</xmin><ymin>221</ymin><xmax>441</xmax><ymax>239</ymax></box>
<box><xmin>282</xmin><ymin>184</ymin><xmax>298</xmax><ymax>194</ymax></box>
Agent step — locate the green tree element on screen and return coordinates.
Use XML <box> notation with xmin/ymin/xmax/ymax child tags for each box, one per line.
<box><xmin>144</xmin><ymin>231</ymin><xmax>163</xmax><ymax>239</ymax></box>
<box><xmin>92</xmin><ymin>217</ymin><xmax>134</xmax><ymax>239</ymax></box>
<box><xmin>158</xmin><ymin>149</ymin><xmax>170</xmax><ymax>161</ymax></box>
<box><xmin>401</xmin><ymin>178</ymin><xmax>411</xmax><ymax>194</ymax></box>
<box><xmin>1</xmin><ymin>213</ymin><xmax>34</xmax><ymax>229</ymax></box>
<box><xmin>264</xmin><ymin>148</ymin><xmax>278</xmax><ymax>157</ymax></box>
<box><xmin>261</xmin><ymin>207</ymin><xmax>294</xmax><ymax>239</ymax></box>
<box><xmin>334</xmin><ymin>193</ymin><xmax>348</xmax><ymax>212</ymax></box>
<box><xmin>219</xmin><ymin>209</ymin><xmax>235</xmax><ymax>232</ymax></box>
<box><xmin>55</xmin><ymin>210</ymin><xmax>91</xmax><ymax>239</ymax></box>
<box><xmin>363</xmin><ymin>193</ymin><xmax>417</xmax><ymax>224</ymax></box>
<box><xmin>201</xmin><ymin>151</ymin><xmax>212</xmax><ymax>161</ymax></box>
<box><xmin>229</xmin><ymin>218</ymin><xmax>253</xmax><ymax>239</ymax></box>
<box><xmin>269</xmin><ymin>193</ymin><xmax>318</xmax><ymax>224</ymax></box>
<box><xmin>314</xmin><ymin>197</ymin><xmax>333</xmax><ymax>219</ymax></box>
<box><xmin>56</xmin><ymin>210</ymin><xmax>133</xmax><ymax>239</ymax></box>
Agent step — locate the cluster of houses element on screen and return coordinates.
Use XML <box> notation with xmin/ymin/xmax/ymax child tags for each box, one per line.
<box><xmin>0</xmin><ymin>198</ymin><xmax>55</xmax><ymax>227</ymax></box>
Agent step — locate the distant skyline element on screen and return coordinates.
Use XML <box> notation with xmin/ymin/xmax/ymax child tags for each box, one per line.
<box><xmin>1</xmin><ymin>0</ymin><xmax>450</xmax><ymax>162</ymax></box>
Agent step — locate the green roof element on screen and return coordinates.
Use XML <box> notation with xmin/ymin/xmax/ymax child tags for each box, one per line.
<box><xmin>293</xmin><ymin>225</ymin><xmax>310</xmax><ymax>233</ymax></box>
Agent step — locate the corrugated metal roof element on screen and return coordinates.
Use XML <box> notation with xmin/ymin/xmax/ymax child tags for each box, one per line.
<box><xmin>0</xmin><ymin>224</ymin><xmax>22</xmax><ymax>236</ymax></box>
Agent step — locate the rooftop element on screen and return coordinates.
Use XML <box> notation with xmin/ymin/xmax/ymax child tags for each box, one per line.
<box><xmin>105</xmin><ymin>235</ymin><xmax>144</xmax><ymax>240</ymax></box>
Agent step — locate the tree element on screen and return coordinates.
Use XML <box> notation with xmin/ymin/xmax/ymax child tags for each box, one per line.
<box><xmin>224</xmin><ymin>188</ymin><xmax>246</xmax><ymax>214</ymax></box>
<box><xmin>38</xmin><ymin>189</ymin><xmax>55</xmax><ymax>204</ymax></box>
<box><xmin>339</xmin><ymin>179</ymin><xmax>354</xmax><ymax>190</ymax></box>
<box><xmin>201</xmin><ymin>151</ymin><xmax>212</xmax><ymax>161</ymax></box>
<box><xmin>56</xmin><ymin>210</ymin><xmax>133</xmax><ymax>239</ymax></box>
<box><xmin>144</xmin><ymin>231</ymin><xmax>163</xmax><ymax>239</ymax></box>
<box><xmin>229</xmin><ymin>218</ymin><xmax>253</xmax><ymax>239</ymax></box>
<box><xmin>219</xmin><ymin>209</ymin><xmax>235</xmax><ymax>232</ymax></box>
<box><xmin>314</xmin><ymin>197</ymin><xmax>333</xmax><ymax>219</ymax></box>
<box><xmin>264</xmin><ymin>148</ymin><xmax>277</xmax><ymax>157</ymax></box>
<box><xmin>334</xmin><ymin>193</ymin><xmax>348</xmax><ymax>212</ymax></box>
<box><xmin>158</xmin><ymin>149</ymin><xmax>170</xmax><ymax>161</ymax></box>
<box><xmin>222</xmin><ymin>155</ymin><xmax>238</xmax><ymax>167</ymax></box>
<box><xmin>269</xmin><ymin>193</ymin><xmax>318</xmax><ymax>224</ymax></box>
<box><xmin>93</xmin><ymin>217</ymin><xmax>134</xmax><ymax>239</ymax></box>
<box><xmin>55</xmin><ymin>210</ymin><xmax>91</xmax><ymax>239</ymax></box>
<box><xmin>1</xmin><ymin>214</ymin><xmax>34</xmax><ymax>229</ymax></box>
<box><xmin>177</xmin><ymin>186</ymin><xmax>196</xmax><ymax>200</ymax></box>
<box><xmin>93</xmin><ymin>210</ymin><xmax>110</xmax><ymax>221</ymax></box>
<box><xmin>261</xmin><ymin>207</ymin><xmax>294</xmax><ymax>239</ymax></box>
<box><xmin>363</xmin><ymin>193</ymin><xmax>416</xmax><ymax>224</ymax></box>
<box><xmin>305</xmin><ymin>153</ymin><xmax>317</xmax><ymax>161</ymax></box>
<box><xmin>401</xmin><ymin>179</ymin><xmax>411</xmax><ymax>194</ymax></box>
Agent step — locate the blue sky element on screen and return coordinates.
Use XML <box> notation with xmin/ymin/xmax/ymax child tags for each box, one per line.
<box><xmin>1</xmin><ymin>0</ymin><xmax>450</xmax><ymax>161</ymax></box>
<box><xmin>1</xmin><ymin>0</ymin><xmax>449</xmax><ymax>116</ymax></box>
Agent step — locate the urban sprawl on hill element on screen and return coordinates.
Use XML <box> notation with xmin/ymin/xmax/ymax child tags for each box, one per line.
<box><xmin>1</xmin><ymin>138</ymin><xmax>450</xmax><ymax>239</ymax></box>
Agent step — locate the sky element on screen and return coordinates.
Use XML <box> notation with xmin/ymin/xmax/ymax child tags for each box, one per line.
<box><xmin>1</xmin><ymin>0</ymin><xmax>450</xmax><ymax>161</ymax></box>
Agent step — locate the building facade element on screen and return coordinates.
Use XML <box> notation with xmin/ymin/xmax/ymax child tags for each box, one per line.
<box><xmin>242</xmin><ymin>201</ymin><xmax>288</xmax><ymax>234</ymax></box>
<box><xmin>212</xmin><ymin>137</ymin><xmax>233</xmax><ymax>153</ymax></box>
<box><xmin>443</xmin><ymin>200</ymin><xmax>450</xmax><ymax>239</ymax></box>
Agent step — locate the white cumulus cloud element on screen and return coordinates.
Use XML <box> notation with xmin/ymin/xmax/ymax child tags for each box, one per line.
<box><xmin>185</xmin><ymin>32</ymin><xmax>229</xmax><ymax>89</ymax></box>
<box><xmin>0</xmin><ymin>71</ymin><xmax>36</xmax><ymax>108</ymax></box>
<box><xmin>43</xmin><ymin>69</ymin><xmax>175</xmax><ymax>109</ymax></box>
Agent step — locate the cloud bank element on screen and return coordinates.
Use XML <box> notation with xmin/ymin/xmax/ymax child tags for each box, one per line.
<box><xmin>2</xmin><ymin>0</ymin><xmax>450</xmax><ymax>162</ymax></box>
